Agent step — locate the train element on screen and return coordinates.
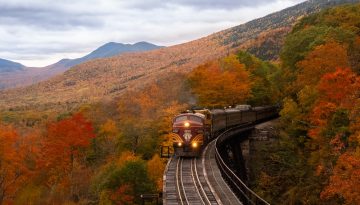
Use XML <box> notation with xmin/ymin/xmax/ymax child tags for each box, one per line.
<box><xmin>171</xmin><ymin>105</ymin><xmax>278</xmax><ymax>157</ymax></box>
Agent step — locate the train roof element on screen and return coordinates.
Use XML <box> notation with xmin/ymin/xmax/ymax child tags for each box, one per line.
<box><xmin>225</xmin><ymin>108</ymin><xmax>242</xmax><ymax>113</ymax></box>
<box><xmin>210</xmin><ymin>109</ymin><xmax>226</xmax><ymax>115</ymax></box>
<box><xmin>211</xmin><ymin>108</ymin><xmax>246</xmax><ymax>114</ymax></box>
<box><xmin>235</xmin><ymin>104</ymin><xmax>252</xmax><ymax>110</ymax></box>
<box><xmin>252</xmin><ymin>105</ymin><xmax>277</xmax><ymax>110</ymax></box>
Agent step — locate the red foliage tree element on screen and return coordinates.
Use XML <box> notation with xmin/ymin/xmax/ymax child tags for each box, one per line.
<box><xmin>39</xmin><ymin>113</ymin><xmax>95</xmax><ymax>195</ymax></box>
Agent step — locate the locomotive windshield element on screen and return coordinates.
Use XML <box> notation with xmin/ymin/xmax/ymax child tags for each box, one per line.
<box><xmin>174</xmin><ymin>115</ymin><xmax>203</xmax><ymax>123</ymax></box>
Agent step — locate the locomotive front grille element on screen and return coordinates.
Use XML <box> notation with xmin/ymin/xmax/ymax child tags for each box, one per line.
<box><xmin>183</xmin><ymin>129</ymin><xmax>192</xmax><ymax>142</ymax></box>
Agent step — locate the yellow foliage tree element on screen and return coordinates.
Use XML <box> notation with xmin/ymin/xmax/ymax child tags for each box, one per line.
<box><xmin>99</xmin><ymin>120</ymin><xmax>118</xmax><ymax>138</ymax></box>
<box><xmin>116</xmin><ymin>151</ymin><xmax>139</xmax><ymax>168</ymax></box>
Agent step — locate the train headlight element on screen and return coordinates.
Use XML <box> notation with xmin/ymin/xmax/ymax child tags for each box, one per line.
<box><xmin>192</xmin><ymin>142</ymin><xmax>198</xmax><ymax>148</ymax></box>
<box><xmin>184</xmin><ymin>122</ymin><xmax>190</xmax><ymax>127</ymax></box>
<box><xmin>178</xmin><ymin>142</ymin><xmax>182</xmax><ymax>147</ymax></box>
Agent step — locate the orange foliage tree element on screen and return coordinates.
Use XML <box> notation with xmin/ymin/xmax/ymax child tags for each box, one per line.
<box><xmin>39</xmin><ymin>113</ymin><xmax>95</xmax><ymax>197</ymax></box>
<box><xmin>188</xmin><ymin>55</ymin><xmax>251</xmax><ymax>107</ymax></box>
<box><xmin>309</xmin><ymin>68</ymin><xmax>360</xmax><ymax>140</ymax></box>
<box><xmin>321</xmin><ymin>152</ymin><xmax>360</xmax><ymax>204</ymax></box>
<box><xmin>295</xmin><ymin>41</ymin><xmax>350</xmax><ymax>92</ymax></box>
<box><xmin>0</xmin><ymin>125</ymin><xmax>29</xmax><ymax>204</ymax></box>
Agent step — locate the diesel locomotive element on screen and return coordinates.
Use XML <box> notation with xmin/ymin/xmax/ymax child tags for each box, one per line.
<box><xmin>171</xmin><ymin>105</ymin><xmax>278</xmax><ymax>157</ymax></box>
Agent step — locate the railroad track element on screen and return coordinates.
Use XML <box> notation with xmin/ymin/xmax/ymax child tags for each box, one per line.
<box><xmin>172</xmin><ymin>157</ymin><xmax>218</xmax><ymax>205</ymax></box>
<box><xmin>164</xmin><ymin>140</ymin><xmax>242</xmax><ymax>205</ymax></box>
<box><xmin>165</xmin><ymin>154</ymin><xmax>219</xmax><ymax>205</ymax></box>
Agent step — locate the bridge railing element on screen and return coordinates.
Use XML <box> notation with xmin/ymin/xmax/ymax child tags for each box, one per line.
<box><xmin>214</xmin><ymin>125</ymin><xmax>270</xmax><ymax>205</ymax></box>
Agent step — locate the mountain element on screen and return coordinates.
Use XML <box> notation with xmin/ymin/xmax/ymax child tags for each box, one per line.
<box><xmin>0</xmin><ymin>58</ymin><xmax>25</xmax><ymax>73</ymax></box>
<box><xmin>81</xmin><ymin>41</ymin><xmax>162</xmax><ymax>61</ymax></box>
<box><xmin>1</xmin><ymin>0</ymin><xmax>359</xmax><ymax>111</ymax></box>
<box><xmin>48</xmin><ymin>41</ymin><xmax>163</xmax><ymax>69</ymax></box>
<box><xmin>0</xmin><ymin>42</ymin><xmax>162</xmax><ymax>89</ymax></box>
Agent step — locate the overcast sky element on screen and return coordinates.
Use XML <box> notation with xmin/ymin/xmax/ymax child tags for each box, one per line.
<box><xmin>0</xmin><ymin>0</ymin><xmax>305</xmax><ymax>67</ymax></box>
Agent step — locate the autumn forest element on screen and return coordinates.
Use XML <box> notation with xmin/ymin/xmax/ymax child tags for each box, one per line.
<box><xmin>0</xmin><ymin>3</ymin><xmax>360</xmax><ymax>205</ymax></box>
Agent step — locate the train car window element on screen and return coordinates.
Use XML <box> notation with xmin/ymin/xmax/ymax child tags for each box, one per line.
<box><xmin>175</xmin><ymin>116</ymin><xmax>187</xmax><ymax>122</ymax></box>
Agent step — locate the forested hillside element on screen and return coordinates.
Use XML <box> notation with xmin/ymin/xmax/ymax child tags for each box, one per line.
<box><xmin>249</xmin><ymin>4</ymin><xmax>360</xmax><ymax>204</ymax></box>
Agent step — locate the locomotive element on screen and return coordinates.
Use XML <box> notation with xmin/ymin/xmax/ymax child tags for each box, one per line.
<box><xmin>171</xmin><ymin>105</ymin><xmax>278</xmax><ymax>157</ymax></box>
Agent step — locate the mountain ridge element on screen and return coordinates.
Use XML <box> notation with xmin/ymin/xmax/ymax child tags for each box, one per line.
<box><xmin>0</xmin><ymin>41</ymin><xmax>162</xmax><ymax>89</ymax></box>
<box><xmin>48</xmin><ymin>41</ymin><xmax>163</xmax><ymax>69</ymax></box>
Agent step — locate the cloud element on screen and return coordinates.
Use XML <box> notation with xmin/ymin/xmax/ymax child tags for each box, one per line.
<box><xmin>0</xmin><ymin>2</ymin><xmax>103</xmax><ymax>29</ymax></box>
<box><xmin>0</xmin><ymin>0</ymin><xmax>305</xmax><ymax>67</ymax></box>
<box><xmin>125</xmin><ymin>0</ymin><xmax>280</xmax><ymax>10</ymax></box>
